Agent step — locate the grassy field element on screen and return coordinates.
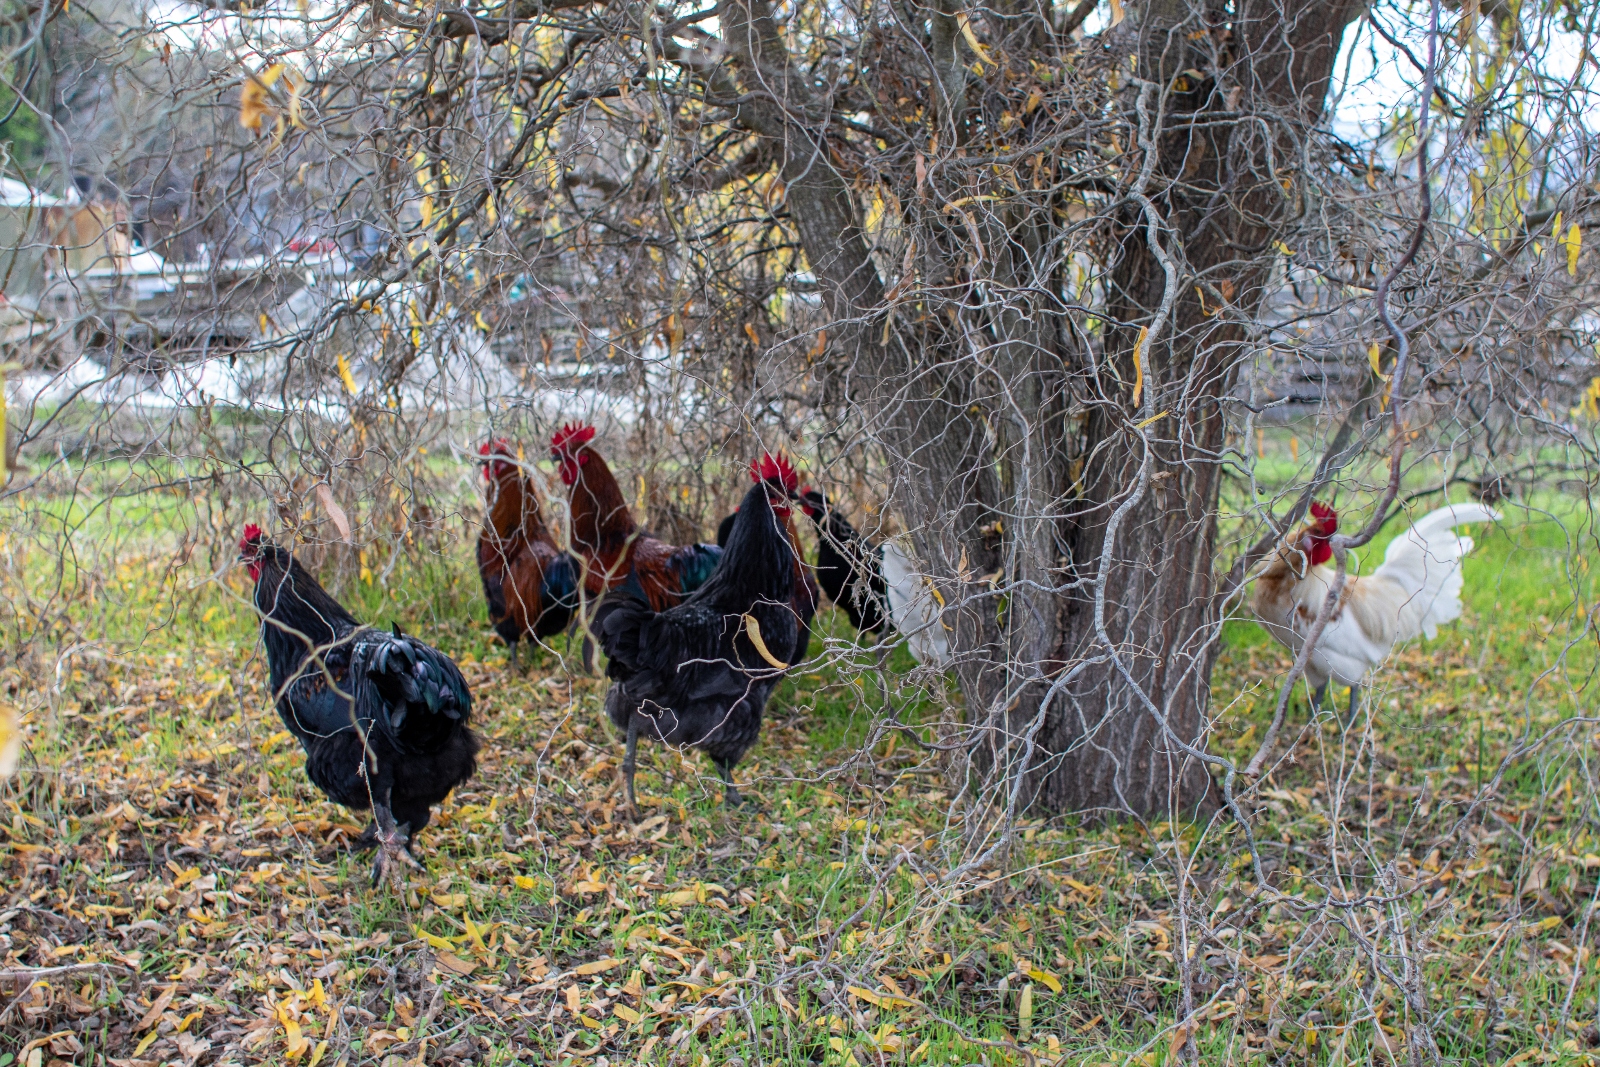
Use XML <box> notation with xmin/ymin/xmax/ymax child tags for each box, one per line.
<box><xmin>1</xmin><ymin>461</ymin><xmax>1597</xmax><ymax>1066</ymax></box>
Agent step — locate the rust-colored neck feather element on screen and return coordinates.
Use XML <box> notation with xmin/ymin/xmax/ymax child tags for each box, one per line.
<box><xmin>487</xmin><ymin>470</ymin><xmax>528</xmax><ymax>540</ymax></box>
<box><xmin>568</xmin><ymin>444</ymin><xmax>635</xmax><ymax>552</ymax></box>
<box><xmin>488</xmin><ymin>469</ymin><xmax>555</xmax><ymax>545</ymax></box>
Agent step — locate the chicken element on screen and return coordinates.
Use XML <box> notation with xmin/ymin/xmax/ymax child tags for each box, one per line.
<box><xmin>240</xmin><ymin>525</ymin><xmax>479</xmax><ymax>884</ymax></box>
<box><xmin>797</xmin><ymin>487</ymin><xmax>890</xmax><ymax>636</ymax></box>
<box><xmin>476</xmin><ymin>438</ymin><xmax>580</xmax><ymax>666</ymax></box>
<box><xmin>1251</xmin><ymin>501</ymin><xmax>1500</xmax><ymax>718</ymax></box>
<box><xmin>549</xmin><ymin>423</ymin><xmax>722</xmax><ymax>611</ymax></box>
<box><xmin>717</xmin><ymin>476</ymin><xmax>820</xmax><ymax>663</ymax></box>
<box><xmin>594</xmin><ymin>454</ymin><xmax>801</xmax><ymax>808</ymax></box>
<box><xmin>881</xmin><ymin>538</ymin><xmax>953</xmax><ymax>667</ymax></box>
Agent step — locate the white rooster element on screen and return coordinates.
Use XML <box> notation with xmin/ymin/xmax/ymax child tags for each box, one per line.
<box><xmin>1251</xmin><ymin>500</ymin><xmax>1500</xmax><ymax>719</ymax></box>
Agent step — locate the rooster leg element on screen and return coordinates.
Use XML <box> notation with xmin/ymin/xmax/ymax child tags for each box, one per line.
<box><xmin>1310</xmin><ymin>681</ymin><xmax>1329</xmax><ymax>716</ymax></box>
<box><xmin>506</xmin><ymin>638</ymin><xmax>520</xmax><ymax>672</ymax></box>
<box><xmin>1344</xmin><ymin>685</ymin><xmax>1361</xmax><ymax>728</ymax></box>
<box><xmin>712</xmin><ymin>757</ymin><xmax>742</xmax><ymax>807</ymax></box>
<box><xmin>621</xmin><ymin>715</ymin><xmax>640</xmax><ymax>814</ymax></box>
<box><xmin>370</xmin><ymin>794</ymin><xmax>421</xmax><ymax>887</ymax></box>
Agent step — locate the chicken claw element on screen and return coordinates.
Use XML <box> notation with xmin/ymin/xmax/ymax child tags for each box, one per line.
<box><xmin>369</xmin><ymin>821</ymin><xmax>420</xmax><ymax>887</ymax></box>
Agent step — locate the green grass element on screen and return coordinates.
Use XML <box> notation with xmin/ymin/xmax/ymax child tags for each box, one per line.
<box><xmin>1</xmin><ymin>458</ymin><xmax>1598</xmax><ymax>1066</ymax></box>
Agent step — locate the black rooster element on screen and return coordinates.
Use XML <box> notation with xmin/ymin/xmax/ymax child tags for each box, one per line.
<box><xmin>240</xmin><ymin>525</ymin><xmax>479</xmax><ymax>884</ymax></box>
<box><xmin>595</xmin><ymin>454</ymin><xmax>800</xmax><ymax>808</ymax></box>
<box><xmin>797</xmin><ymin>487</ymin><xmax>890</xmax><ymax>635</ymax></box>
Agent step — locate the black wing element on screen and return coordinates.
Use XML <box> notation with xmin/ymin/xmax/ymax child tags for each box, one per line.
<box><xmin>599</xmin><ymin>594</ymin><xmax>758</xmax><ymax>703</ymax></box>
<box><xmin>277</xmin><ymin>639</ymin><xmax>362</xmax><ymax>740</ymax></box>
<box><xmin>353</xmin><ymin>628</ymin><xmax>473</xmax><ymax>753</ymax></box>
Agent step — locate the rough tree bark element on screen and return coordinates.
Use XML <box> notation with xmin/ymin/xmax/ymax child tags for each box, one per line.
<box><xmin>712</xmin><ymin>0</ymin><xmax>1369</xmax><ymax>817</ymax></box>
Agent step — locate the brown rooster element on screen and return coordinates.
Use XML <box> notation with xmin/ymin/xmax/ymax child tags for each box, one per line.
<box><xmin>548</xmin><ymin>423</ymin><xmax>723</xmax><ymax>611</ymax></box>
<box><xmin>476</xmin><ymin>439</ymin><xmax>580</xmax><ymax>667</ymax></box>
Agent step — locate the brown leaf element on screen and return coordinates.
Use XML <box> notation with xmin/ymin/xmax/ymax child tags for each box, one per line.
<box><xmin>434</xmin><ymin>952</ymin><xmax>477</xmax><ymax>976</ymax></box>
<box><xmin>314</xmin><ymin>484</ymin><xmax>352</xmax><ymax>542</ymax></box>
<box><xmin>574</xmin><ymin>958</ymin><xmax>623</xmax><ymax>976</ymax></box>
<box><xmin>136</xmin><ymin>985</ymin><xmax>176</xmax><ymax>1032</ymax></box>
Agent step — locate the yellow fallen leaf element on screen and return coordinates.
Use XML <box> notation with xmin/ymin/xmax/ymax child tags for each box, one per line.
<box><xmin>171</xmin><ymin>866</ymin><xmax>201</xmax><ymax>887</ymax></box>
<box><xmin>1567</xmin><ymin>223</ymin><xmax>1582</xmax><ymax>276</ymax></box>
<box><xmin>176</xmin><ymin>1009</ymin><xmax>204</xmax><ymax>1032</ymax></box>
<box><xmin>261</xmin><ymin>730</ymin><xmax>293</xmax><ymax>753</ymax></box>
<box><xmin>308</xmin><ymin>1040</ymin><xmax>329</xmax><ymax>1067</ymax></box>
<box><xmin>574</xmin><ymin>958</ymin><xmax>623</xmax><ymax>976</ymax></box>
<box><xmin>412</xmin><ymin>925</ymin><xmax>455</xmax><ymax>951</ymax></box>
<box><xmin>513</xmin><ymin>875</ymin><xmax>538</xmax><ymax>890</ymax></box>
<box><xmin>662</xmin><ymin>889</ymin><xmax>699</xmax><ymax>906</ymax></box>
<box><xmin>133</xmin><ymin>1030</ymin><xmax>160</xmax><ymax>1057</ymax></box>
<box><xmin>283</xmin><ymin>1014</ymin><xmax>309</xmax><ymax>1060</ymax></box>
<box><xmin>1027</xmin><ymin>967</ymin><xmax>1062</xmax><ymax>994</ymax></box>
<box><xmin>430</xmin><ymin>892</ymin><xmax>468</xmax><ymax>909</ymax></box>
<box><xmin>613</xmin><ymin>1004</ymin><xmax>642</xmax><ymax>1024</ymax></box>
<box><xmin>848</xmin><ymin>986</ymin><xmax>915</xmax><ymax>1009</ymax></box>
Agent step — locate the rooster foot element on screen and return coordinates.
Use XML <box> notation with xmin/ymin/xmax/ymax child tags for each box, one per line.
<box><xmin>351</xmin><ymin>821</ymin><xmax>380</xmax><ymax>850</ymax></box>
<box><xmin>721</xmin><ymin>786</ymin><xmax>764</xmax><ymax>811</ymax></box>
<box><xmin>370</xmin><ymin>823</ymin><xmax>421</xmax><ymax>887</ymax></box>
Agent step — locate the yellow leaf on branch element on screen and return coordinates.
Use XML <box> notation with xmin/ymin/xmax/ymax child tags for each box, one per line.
<box><xmin>743</xmin><ymin>614</ymin><xmax>789</xmax><ymax>670</ymax></box>
<box><xmin>1130</xmin><ymin>325</ymin><xmax>1148</xmax><ymax>408</ymax></box>
<box><xmin>240</xmin><ymin>63</ymin><xmax>286</xmax><ymax>131</ymax></box>
<box><xmin>956</xmin><ymin>13</ymin><xmax>992</xmax><ymax>65</ymax></box>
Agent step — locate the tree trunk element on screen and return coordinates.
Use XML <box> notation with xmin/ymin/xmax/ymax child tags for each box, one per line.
<box><xmin>718</xmin><ymin>0</ymin><xmax>1368</xmax><ymax>817</ymax></box>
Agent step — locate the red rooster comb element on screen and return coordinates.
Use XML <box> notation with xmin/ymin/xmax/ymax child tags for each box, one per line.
<box><xmin>480</xmin><ymin>437</ymin><xmax>514</xmax><ymax>457</ymax></box>
<box><xmin>750</xmin><ymin>452</ymin><xmax>798</xmax><ymax>492</ymax></box>
<box><xmin>550</xmin><ymin>422</ymin><xmax>596</xmax><ymax>455</ymax></box>
<box><xmin>1309</xmin><ymin>501</ymin><xmax>1338</xmax><ymax>534</ymax></box>
<box><xmin>240</xmin><ymin>523</ymin><xmax>264</xmax><ymax>550</ymax></box>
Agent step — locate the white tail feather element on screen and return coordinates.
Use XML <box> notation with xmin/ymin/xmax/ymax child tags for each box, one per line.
<box><xmin>881</xmin><ymin>539</ymin><xmax>952</xmax><ymax>668</ymax></box>
<box><xmin>1374</xmin><ymin>503</ymin><xmax>1499</xmax><ymax>643</ymax></box>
